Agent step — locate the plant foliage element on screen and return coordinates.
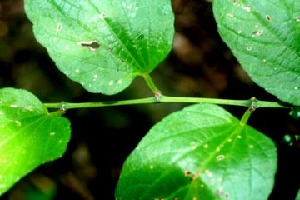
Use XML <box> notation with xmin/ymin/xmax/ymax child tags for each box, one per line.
<box><xmin>116</xmin><ymin>104</ymin><xmax>276</xmax><ymax>200</ymax></box>
<box><xmin>213</xmin><ymin>0</ymin><xmax>300</xmax><ymax>106</ymax></box>
<box><xmin>0</xmin><ymin>88</ymin><xmax>70</xmax><ymax>195</ymax></box>
<box><xmin>24</xmin><ymin>0</ymin><xmax>174</xmax><ymax>95</ymax></box>
<box><xmin>0</xmin><ymin>0</ymin><xmax>297</xmax><ymax>199</ymax></box>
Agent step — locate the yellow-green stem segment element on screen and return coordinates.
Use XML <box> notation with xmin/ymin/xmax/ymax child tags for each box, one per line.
<box><xmin>43</xmin><ymin>96</ymin><xmax>289</xmax><ymax>110</ymax></box>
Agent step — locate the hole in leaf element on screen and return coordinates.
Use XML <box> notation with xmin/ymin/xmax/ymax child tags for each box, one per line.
<box><xmin>77</xmin><ymin>40</ymin><xmax>100</xmax><ymax>51</ymax></box>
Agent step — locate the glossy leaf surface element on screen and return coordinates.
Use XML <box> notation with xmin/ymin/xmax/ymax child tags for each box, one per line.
<box><xmin>0</xmin><ymin>88</ymin><xmax>71</xmax><ymax>195</ymax></box>
<box><xmin>213</xmin><ymin>0</ymin><xmax>300</xmax><ymax>105</ymax></box>
<box><xmin>116</xmin><ymin>104</ymin><xmax>277</xmax><ymax>200</ymax></box>
<box><xmin>24</xmin><ymin>0</ymin><xmax>174</xmax><ymax>95</ymax></box>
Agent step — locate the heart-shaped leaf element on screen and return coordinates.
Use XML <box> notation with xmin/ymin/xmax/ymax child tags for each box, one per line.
<box><xmin>0</xmin><ymin>88</ymin><xmax>71</xmax><ymax>195</ymax></box>
<box><xmin>24</xmin><ymin>0</ymin><xmax>174</xmax><ymax>95</ymax></box>
<box><xmin>116</xmin><ymin>104</ymin><xmax>277</xmax><ymax>200</ymax></box>
<box><xmin>213</xmin><ymin>0</ymin><xmax>300</xmax><ymax>105</ymax></box>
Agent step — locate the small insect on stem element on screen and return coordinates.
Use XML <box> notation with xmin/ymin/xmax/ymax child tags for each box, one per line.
<box><xmin>77</xmin><ymin>40</ymin><xmax>100</xmax><ymax>51</ymax></box>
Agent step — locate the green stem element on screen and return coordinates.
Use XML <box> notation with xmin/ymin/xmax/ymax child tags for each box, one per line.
<box><xmin>256</xmin><ymin>101</ymin><xmax>286</xmax><ymax>108</ymax></box>
<box><xmin>240</xmin><ymin>109</ymin><xmax>253</xmax><ymax>126</ymax></box>
<box><xmin>44</xmin><ymin>97</ymin><xmax>157</xmax><ymax>109</ymax></box>
<box><xmin>239</xmin><ymin>97</ymin><xmax>258</xmax><ymax>125</ymax></box>
<box><xmin>140</xmin><ymin>73</ymin><xmax>159</xmax><ymax>93</ymax></box>
<box><xmin>43</xmin><ymin>96</ymin><xmax>289</xmax><ymax>110</ymax></box>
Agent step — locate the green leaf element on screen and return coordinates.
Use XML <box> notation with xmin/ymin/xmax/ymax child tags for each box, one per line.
<box><xmin>296</xmin><ymin>189</ymin><xmax>300</xmax><ymax>200</ymax></box>
<box><xmin>24</xmin><ymin>0</ymin><xmax>174</xmax><ymax>95</ymax></box>
<box><xmin>213</xmin><ymin>0</ymin><xmax>300</xmax><ymax>105</ymax></box>
<box><xmin>116</xmin><ymin>104</ymin><xmax>277</xmax><ymax>200</ymax></box>
<box><xmin>0</xmin><ymin>88</ymin><xmax>71</xmax><ymax>195</ymax></box>
<box><xmin>290</xmin><ymin>106</ymin><xmax>300</xmax><ymax>120</ymax></box>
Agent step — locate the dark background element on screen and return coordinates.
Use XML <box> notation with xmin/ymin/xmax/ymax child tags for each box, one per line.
<box><xmin>0</xmin><ymin>0</ymin><xmax>299</xmax><ymax>199</ymax></box>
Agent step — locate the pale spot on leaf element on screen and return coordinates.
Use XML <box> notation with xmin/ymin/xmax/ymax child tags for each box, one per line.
<box><xmin>108</xmin><ymin>80</ymin><xmax>114</xmax><ymax>86</ymax></box>
<box><xmin>99</xmin><ymin>12</ymin><xmax>106</xmax><ymax>20</ymax></box>
<box><xmin>117</xmin><ymin>79</ymin><xmax>123</xmax><ymax>84</ymax></box>
<box><xmin>50</xmin><ymin>132</ymin><xmax>55</xmax><ymax>136</ymax></box>
<box><xmin>205</xmin><ymin>170</ymin><xmax>213</xmax><ymax>178</ymax></box>
<box><xmin>217</xmin><ymin>155</ymin><xmax>225</xmax><ymax>161</ymax></box>
<box><xmin>93</xmin><ymin>74</ymin><xmax>98</xmax><ymax>81</ymax></box>
<box><xmin>242</xmin><ymin>5</ymin><xmax>251</xmax><ymax>12</ymax></box>
<box><xmin>15</xmin><ymin>121</ymin><xmax>22</xmax><ymax>127</ymax></box>
<box><xmin>252</xmin><ymin>30</ymin><xmax>263</xmax><ymax>37</ymax></box>
<box><xmin>227</xmin><ymin>13</ymin><xmax>234</xmax><ymax>18</ymax></box>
